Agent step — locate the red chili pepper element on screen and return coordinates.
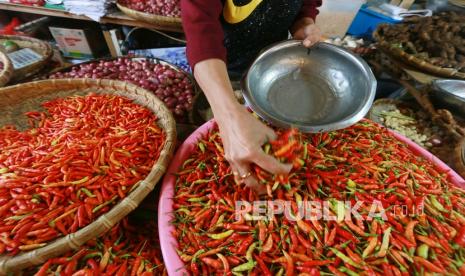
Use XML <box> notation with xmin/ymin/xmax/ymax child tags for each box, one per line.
<box><xmin>34</xmin><ymin>259</ymin><xmax>52</xmax><ymax>276</ymax></box>
<box><xmin>414</xmin><ymin>256</ymin><xmax>446</xmax><ymax>273</ymax></box>
<box><xmin>237</xmin><ymin>236</ymin><xmax>254</xmax><ymax>255</ymax></box>
<box><xmin>336</xmin><ymin>227</ymin><xmax>358</xmax><ymax>244</ymax></box>
<box><xmin>302</xmin><ymin>260</ymin><xmax>333</xmax><ymax>267</ymax></box>
<box><xmin>453</xmin><ymin>225</ymin><xmax>465</xmax><ymax>247</ymax></box>
<box><xmin>254</xmin><ymin>253</ymin><xmax>272</xmax><ymax>276</ymax></box>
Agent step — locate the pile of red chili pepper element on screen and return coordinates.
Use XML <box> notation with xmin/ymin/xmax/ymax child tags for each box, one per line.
<box><xmin>0</xmin><ymin>94</ymin><xmax>165</xmax><ymax>255</ymax></box>
<box><xmin>172</xmin><ymin>119</ymin><xmax>465</xmax><ymax>275</ymax></box>
<box><xmin>28</xmin><ymin>217</ymin><xmax>165</xmax><ymax>275</ymax></box>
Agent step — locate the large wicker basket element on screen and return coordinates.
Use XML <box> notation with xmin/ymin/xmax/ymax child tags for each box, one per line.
<box><xmin>454</xmin><ymin>138</ymin><xmax>465</xmax><ymax>179</ymax></box>
<box><xmin>0</xmin><ymin>50</ymin><xmax>13</xmax><ymax>87</ymax></box>
<box><xmin>0</xmin><ymin>35</ymin><xmax>53</xmax><ymax>83</ymax></box>
<box><xmin>373</xmin><ymin>26</ymin><xmax>465</xmax><ymax>80</ymax></box>
<box><xmin>117</xmin><ymin>2</ymin><xmax>182</xmax><ymax>31</ymax></box>
<box><xmin>0</xmin><ymin>79</ymin><xmax>176</xmax><ymax>273</ymax></box>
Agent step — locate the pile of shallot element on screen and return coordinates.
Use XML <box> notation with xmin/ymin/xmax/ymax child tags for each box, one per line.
<box><xmin>118</xmin><ymin>0</ymin><xmax>180</xmax><ymax>17</ymax></box>
<box><xmin>49</xmin><ymin>58</ymin><xmax>195</xmax><ymax>121</ymax></box>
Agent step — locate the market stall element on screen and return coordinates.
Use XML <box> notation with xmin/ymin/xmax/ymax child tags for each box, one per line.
<box><xmin>0</xmin><ymin>0</ymin><xmax>464</xmax><ymax>275</ymax></box>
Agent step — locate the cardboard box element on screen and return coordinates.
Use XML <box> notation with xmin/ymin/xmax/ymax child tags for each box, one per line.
<box><xmin>49</xmin><ymin>26</ymin><xmax>106</xmax><ymax>58</ymax></box>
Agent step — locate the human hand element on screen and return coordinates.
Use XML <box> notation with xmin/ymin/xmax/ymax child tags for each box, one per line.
<box><xmin>216</xmin><ymin>106</ymin><xmax>292</xmax><ymax>193</ymax></box>
<box><xmin>291</xmin><ymin>18</ymin><xmax>322</xmax><ymax>48</ymax></box>
<box><xmin>193</xmin><ymin>58</ymin><xmax>291</xmax><ymax>193</ymax></box>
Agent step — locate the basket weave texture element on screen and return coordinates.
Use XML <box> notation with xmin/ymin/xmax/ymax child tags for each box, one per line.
<box><xmin>0</xmin><ymin>50</ymin><xmax>13</xmax><ymax>87</ymax></box>
<box><xmin>0</xmin><ymin>35</ymin><xmax>53</xmax><ymax>82</ymax></box>
<box><xmin>117</xmin><ymin>3</ymin><xmax>182</xmax><ymax>31</ymax></box>
<box><xmin>0</xmin><ymin>79</ymin><xmax>176</xmax><ymax>273</ymax></box>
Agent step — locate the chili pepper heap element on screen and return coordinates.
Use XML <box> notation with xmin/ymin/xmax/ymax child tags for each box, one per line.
<box><xmin>29</xmin><ymin>217</ymin><xmax>166</xmax><ymax>275</ymax></box>
<box><xmin>173</xmin><ymin>120</ymin><xmax>465</xmax><ymax>275</ymax></box>
<box><xmin>0</xmin><ymin>94</ymin><xmax>165</xmax><ymax>255</ymax></box>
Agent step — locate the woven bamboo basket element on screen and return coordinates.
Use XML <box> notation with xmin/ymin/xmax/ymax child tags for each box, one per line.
<box><xmin>0</xmin><ymin>50</ymin><xmax>13</xmax><ymax>87</ymax></box>
<box><xmin>117</xmin><ymin>3</ymin><xmax>182</xmax><ymax>31</ymax></box>
<box><xmin>0</xmin><ymin>35</ymin><xmax>53</xmax><ymax>82</ymax></box>
<box><xmin>373</xmin><ymin>26</ymin><xmax>465</xmax><ymax>80</ymax></box>
<box><xmin>0</xmin><ymin>79</ymin><xmax>176</xmax><ymax>273</ymax></box>
<box><xmin>454</xmin><ymin>139</ymin><xmax>465</xmax><ymax>179</ymax></box>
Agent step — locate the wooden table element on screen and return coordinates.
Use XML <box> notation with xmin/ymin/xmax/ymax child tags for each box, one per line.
<box><xmin>0</xmin><ymin>2</ymin><xmax>182</xmax><ymax>33</ymax></box>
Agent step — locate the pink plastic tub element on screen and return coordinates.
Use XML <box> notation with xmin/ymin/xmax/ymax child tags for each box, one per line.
<box><xmin>158</xmin><ymin>120</ymin><xmax>465</xmax><ymax>276</ymax></box>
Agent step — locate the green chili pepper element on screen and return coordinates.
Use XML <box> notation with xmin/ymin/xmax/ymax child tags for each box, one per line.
<box><xmin>417</xmin><ymin>244</ymin><xmax>429</xmax><ymax>259</ymax></box>
<box><xmin>83</xmin><ymin>252</ymin><xmax>102</xmax><ymax>261</ymax></box>
<box><xmin>0</xmin><ymin>167</ymin><xmax>8</xmax><ymax>174</ymax></box>
<box><xmin>453</xmin><ymin>211</ymin><xmax>465</xmax><ymax>222</ymax></box>
<box><xmin>5</xmin><ymin>213</ymin><xmax>31</xmax><ymax>221</ymax></box>
<box><xmin>264</xmin><ymin>144</ymin><xmax>271</xmax><ymax>154</ymax></box>
<box><xmin>246</xmin><ymin>242</ymin><xmax>258</xmax><ymax>261</ymax></box>
<box><xmin>339</xmin><ymin>266</ymin><xmax>359</xmax><ymax>276</ymax></box>
<box><xmin>188</xmin><ymin>196</ymin><xmax>208</xmax><ymax>202</ymax></box>
<box><xmin>429</xmin><ymin>196</ymin><xmax>446</xmax><ymax>212</ymax></box>
<box><xmin>215</xmin><ymin>214</ymin><xmax>226</xmax><ymax>227</ymax></box>
<box><xmin>347</xmin><ymin>179</ymin><xmax>357</xmax><ymax>189</ymax></box>
<box><xmin>92</xmin><ymin>196</ymin><xmax>117</xmax><ymax>213</ymax></box>
<box><xmin>191</xmin><ymin>249</ymin><xmax>206</xmax><ymax>263</ymax></box>
<box><xmin>207</xmin><ymin>230</ymin><xmax>234</xmax><ymax>240</ymax></box>
<box><xmin>272</xmin><ymin>181</ymin><xmax>280</xmax><ymax>191</ymax></box>
<box><xmin>192</xmin><ymin>179</ymin><xmax>212</xmax><ymax>185</ymax></box>
<box><xmin>408</xmin><ymin>247</ymin><xmax>416</xmax><ymax>257</ymax></box>
<box><xmin>129</xmin><ymin>181</ymin><xmax>140</xmax><ymax>193</ymax></box>
<box><xmin>176</xmin><ymin>208</ymin><xmax>190</xmax><ymax>215</ymax></box>
<box><xmin>181</xmin><ymin>158</ymin><xmax>195</xmax><ymax>168</ymax></box>
<box><xmin>30</xmin><ymin>198</ymin><xmax>40</xmax><ymax>204</ymax></box>
<box><xmin>80</xmin><ymin>187</ymin><xmax>95</xmax><ymax>198</ymax></box>
<box><xmin>198</xmin><ymin>142</ymin><xmax>206</xmax><ymax>153</ymax></box>
<box><xmin>330</xmin><ymin>248</ymin><xmax>361</xmax><ymax>268</ymax></box>
<box><xmin>232</xmin><ymin>261</ymin><xmax>256</xmax><ymax>272</ymax></box>
<box><xmin>329</xmin><ymin>199</ymin><xmax>345</xmax><ymax>223</ymax></box>
<box><xmin>295</xmin><ymin>158</ymin><xmax>305</xmax><ymax>167</ymax></box>
<box><xmin>176</xmin><ymin>249</ymin><xmax>193</xmax><ymax>262</ymax></box>
<box><xmin>430</xmin><ymin>248</ymin><xmax>437</xmax><ymax>260</ymax></box>
<box><xmin>275</xmin><ymin>267</ymin><xmax>284</xmax><ymax>276</ymax></box>
<box><xmin>377</xmin><ymin>227</ymin><xmax>392</xmax><ymax>257</ymax></box>
<box><xmin>70</xmin><ymin>176</ymin><xmax>89</xmax><ymax>185</ymax></box>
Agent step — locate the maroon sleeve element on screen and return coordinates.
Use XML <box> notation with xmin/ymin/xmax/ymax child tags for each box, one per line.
<box><xmin>181</xmin><ymin>0</ymin><xmax>226</xmax><ymax>69</ymax></box>
<box><xmin>296</xmin><ymin>0</ymin><xmax>322</xmax><ymax>21</ymax></box>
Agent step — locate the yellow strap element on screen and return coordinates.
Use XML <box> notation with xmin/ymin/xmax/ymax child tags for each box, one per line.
<box><xmin>223</xmin><ymin>0</ymin><xmax>264</xmax><ymax>24</ymax></box>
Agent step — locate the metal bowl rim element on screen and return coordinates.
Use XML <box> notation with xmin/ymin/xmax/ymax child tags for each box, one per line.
<box><xmin>242</xmin><ymin>40</ymin><xmax>377</xmax><ymax>133</ymax></box>
<box><xmin>432</xmin><ymin>79</ymin><xmax>465</xmax><ymax>100</ymax></box>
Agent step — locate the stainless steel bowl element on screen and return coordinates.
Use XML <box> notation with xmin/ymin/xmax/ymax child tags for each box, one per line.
<box><xmin>432</xmin><ymin>80</ymin><xmax>465</xmax><ymax>116</ymax></box>
<box><xmin>242</xmin><ymin>41</ymin><xmax>377</xmax><ymax>132</ymax></box>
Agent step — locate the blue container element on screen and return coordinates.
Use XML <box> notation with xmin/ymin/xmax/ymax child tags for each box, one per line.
<box><xmin>347</xmin><ymin>4</ymin><xmax>402</xmax><ymax>38</ymax></box>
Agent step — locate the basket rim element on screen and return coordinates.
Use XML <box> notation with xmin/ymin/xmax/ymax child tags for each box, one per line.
<box><xmin>0</xmin><ymin>78</ymin><xmax>176</xmax><ymax>273</ymax></box>
<box><xmin>116</xmin><ymin>2</ymin><xmax>182</xmax><ymax>27</ymax></box>
<box><xmin>0</xmin><ymin>50</ymin><xmax>13</xmax><ymax>87</ymax></box>
<box><xmin>373</xmin><ymin>26</ymin><xmax>465</xmax><ymax>80</ymax></box>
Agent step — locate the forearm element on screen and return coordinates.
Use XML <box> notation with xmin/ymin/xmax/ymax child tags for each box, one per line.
<box><xmin>193</xmin><ymin>59</ymin><xmax>243</xmax><ymax>124</ymax></box>
<box><xmin>291</xmin><ymin>17</ymin><xmax>315</xmax><ymax>36</ymax></box>
<box><xmin>295</xmin><ymin>0</ymin><xmax>321</xmax><ymax>24</ymax></box>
